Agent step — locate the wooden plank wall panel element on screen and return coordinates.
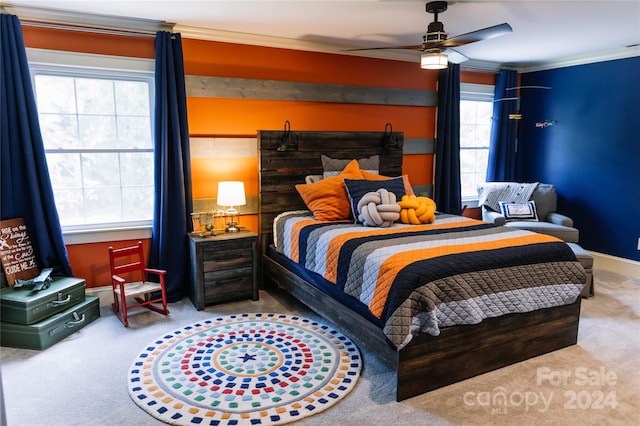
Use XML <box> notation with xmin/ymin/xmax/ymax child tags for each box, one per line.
<box><xmin>186</xmin><ymin>75</ymin><xmax>437</xmax><ymax>106</ymax></box>
<box><xmin>403</xmin><ymin>138</ymin><xmax>435</xmax><ymax>155</ymax></box>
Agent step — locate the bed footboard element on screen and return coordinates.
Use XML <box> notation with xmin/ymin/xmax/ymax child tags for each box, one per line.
<box><xmin>396</xmin><ymin>298</ymin><xmax>581</xmax><ymax>401</ymax></box>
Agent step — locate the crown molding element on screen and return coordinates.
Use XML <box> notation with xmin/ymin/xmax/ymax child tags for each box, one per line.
<box><xmin>516</xmin><ymin>46</ymin><xmax>640</xmax><ymax>73</ymax></box>
<box><xmin>2</xmin><ymin>3</ymin><xmax>173</xmax><ymax>34</ymax></box>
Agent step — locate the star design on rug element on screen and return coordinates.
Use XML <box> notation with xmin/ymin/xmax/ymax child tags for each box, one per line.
<box><xmin>239</xmin><ymin>353</ymin><xmax>256</xmax><ymax>362</ymax></box>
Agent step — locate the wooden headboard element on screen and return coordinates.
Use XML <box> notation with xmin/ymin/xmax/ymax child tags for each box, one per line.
<box><xmin>258</xmin><ymin>130</ymin><xmax>404</xmax><ymax>256</ymax></box>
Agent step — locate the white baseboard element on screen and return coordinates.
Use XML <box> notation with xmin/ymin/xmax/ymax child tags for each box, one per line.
<box><xmin>590</xmin><ymin>251</ymin><xmax>640</xmax><ymax>280</ymax></box>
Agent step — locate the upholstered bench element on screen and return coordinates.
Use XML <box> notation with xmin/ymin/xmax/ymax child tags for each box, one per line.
<box><xmin>567</xmin><ymin>243</ymin><xmax>594</xmax><ymax>297</ymax></box>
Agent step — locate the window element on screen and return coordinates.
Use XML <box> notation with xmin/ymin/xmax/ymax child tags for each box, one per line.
<box><xmin>29</xmin><ymin>52</ymin><xmax>155</xmax><ymax>238</ymax></box>
<box><xmin>460</xmin><ymin>83</ymin><xmax>494</xmax><ymax>201</ymax></box>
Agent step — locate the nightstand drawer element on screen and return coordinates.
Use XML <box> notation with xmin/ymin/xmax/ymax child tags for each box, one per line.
<box><xmin>202</xmin><ymin>246</ymin><xmax>253</xmax><ymax>271</ymax></box>
<box><xmin>204</xmin><ymin>267</ymin><xmax>254</xmax><ymax>304</ymax></box>
<box><xmin>189</xmin><ymin>231</ymin><xmax>258</xmax><ymax>310</ymax></box>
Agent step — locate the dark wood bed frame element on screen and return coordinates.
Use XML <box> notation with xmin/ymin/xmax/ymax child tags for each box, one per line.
<box><xmin>257</xmin><ymin>129</ymin><xmax>581</xmax><ymax>401</ymax></box>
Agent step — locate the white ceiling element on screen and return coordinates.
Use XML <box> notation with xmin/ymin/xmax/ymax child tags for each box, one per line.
<box><xmin>3</xmin><ymin>0</ymin><xmax>640</xmax><ymax>71</ymax></box>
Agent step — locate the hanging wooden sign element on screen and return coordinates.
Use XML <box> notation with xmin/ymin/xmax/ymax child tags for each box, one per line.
<box><xmin>0</xmin><ymin>218</ymin><xmax>39</xmax><ymax>286</ymax></box>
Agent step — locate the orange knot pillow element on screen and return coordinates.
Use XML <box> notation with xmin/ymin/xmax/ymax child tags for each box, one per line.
<box><xmin>356</xmin><ymin>188</ymin><xmax>401</xmax><ymax>227</ymax></box>
<box><xmin>398</xmin><ymin>195</ymin><xmax>437</xmax><ymax>224</ymax></box>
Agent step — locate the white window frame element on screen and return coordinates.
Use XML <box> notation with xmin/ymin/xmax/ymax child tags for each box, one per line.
<box><xmin>27</xmin><ymin>48</ymin><xmax>155</xmax><ymax>244</ymax></box>
<box><xmin>460</xmin><ymin>83</ymin><xmax>494</xmax><ymax>205</ymax></box>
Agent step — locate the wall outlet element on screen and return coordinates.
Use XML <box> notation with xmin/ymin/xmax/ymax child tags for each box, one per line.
<box><xmin>637</xmin><ymin>237</ymin><xmax>640</xmax><ymax>251</ymax></box>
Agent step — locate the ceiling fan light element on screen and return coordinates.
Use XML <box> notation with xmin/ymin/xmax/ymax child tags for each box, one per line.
<box><xmin>421</xmin><ymin>51</ymin><xmax>448</xmax><ymax>69</ymax></box>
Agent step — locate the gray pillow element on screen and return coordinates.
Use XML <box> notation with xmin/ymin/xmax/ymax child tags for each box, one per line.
<box><xmin>321</xmin><ymin>155</ymin><xmax>379</xmax><ymax>178</ymax></box>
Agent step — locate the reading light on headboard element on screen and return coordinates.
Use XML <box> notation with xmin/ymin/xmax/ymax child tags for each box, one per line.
<box><xmin>217</xmin><ymin>181</ymin><xmax>246</xmax><ymax>232</ymax></box>
<box><xmin>382</xmin><ymin>122</ymin><xmax>402</xmax><ymax>150</ymax></box>
<box><xmin>277</xmin><ymin>120</ymin><xmax>299</xmax><ymax>152</ymax></box>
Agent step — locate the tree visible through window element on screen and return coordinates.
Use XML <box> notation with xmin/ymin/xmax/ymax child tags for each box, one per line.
<box><xmin>460</xmin><ymin>85</ymin><xmax>493</xmax><ymax>201</ymax></box>
<box><xmin>32</xmin><ymin>68</ymin><xmax>155</xmax><ymax>230</ymax></box>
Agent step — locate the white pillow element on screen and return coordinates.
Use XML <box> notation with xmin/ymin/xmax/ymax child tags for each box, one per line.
<box><xmin>499</xmin><ymin>200</ymin><xmax>539</xmax><ymax>221</ymax></box>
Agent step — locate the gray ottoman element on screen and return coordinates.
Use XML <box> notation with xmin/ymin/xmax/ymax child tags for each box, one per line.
<box><xmin>567</xmin><ymin>243</ymin><xmax>594</xmax><ymax>297</ymax></box>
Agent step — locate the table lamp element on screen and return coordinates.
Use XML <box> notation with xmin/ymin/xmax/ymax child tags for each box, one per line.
<box><xmin>217</xmin><ymin>181</ymin><xmax>246</xmax><ymax>232</ymax></box>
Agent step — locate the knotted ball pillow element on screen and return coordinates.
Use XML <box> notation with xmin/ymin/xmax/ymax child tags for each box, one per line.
<box><xmin>398</xmin><ymin>195</ymin><xmax>437</xmax><ymax>224</ymax></box>
<box><xmin>356</xmin><ymin>188</ymin><xmax>401</xmax><ymax>227</ymax></box>
<box><xmin>344</xmin><ymin>177</ymin><xmax>406</xmax><ymax>224</ymax></box>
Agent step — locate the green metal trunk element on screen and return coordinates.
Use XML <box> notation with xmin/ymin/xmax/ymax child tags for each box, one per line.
<box><xmin>0</xmin><ymin>296</ymin><xmax>100</xmax><ymax>350</ymax></box>
<box><xmin>0</xmin><ymin>277</ymin><xmax>86</xmax><ymax>325</ymax></box>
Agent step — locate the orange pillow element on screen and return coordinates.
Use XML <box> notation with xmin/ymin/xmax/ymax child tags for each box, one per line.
<box><xmin>295</xmin><ymin>159</ymin><xmax>364</xmax><ymax>221</ymax></box>
<box><xmin>361</xmin><ymin>170</ymin><xmax>415</xmax><ymax>196</ymax></box>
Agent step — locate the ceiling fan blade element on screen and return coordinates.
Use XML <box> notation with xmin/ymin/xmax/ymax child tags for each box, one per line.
<box><xmin>438</xmin><ymin>23</ymin><xmax>512</xmax><ymax>48</ymax></box>
<box><xmin>343</xmin><ymin>44</ymin><xmax>424</xmax><ymax>52</ymax></box>
<box><xmin>444</xmin><ymin>48</ymin><xmax>468</xmax><ymax>64</ymax></box>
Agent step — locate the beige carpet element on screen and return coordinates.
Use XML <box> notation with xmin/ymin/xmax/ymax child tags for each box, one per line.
<box><xmin>1</xmin><ymin>268</ymin><xmax>638</xmax><ymax>425</ymax></box>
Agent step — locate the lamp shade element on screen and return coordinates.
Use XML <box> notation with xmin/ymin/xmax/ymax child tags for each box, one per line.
<box><xmin>421</xmin><ymin>51</ymin><xmax>448</xmax><ymax>70</ymax></box>
<box><xmin>217</xmin><ymin>181</ymin><xmax>246</xmax><ymax>208</ymax></box>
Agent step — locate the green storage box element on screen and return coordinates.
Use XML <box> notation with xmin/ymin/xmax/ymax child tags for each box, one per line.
<box><xmin>0</xmin><ymin>296</ymin><xmax>100</xmax><ymax>350</ymax></box>
<box><xmin>0</xmin><ymin>277</ymin><xmax>86</xmax><ymax>325</ymax></box>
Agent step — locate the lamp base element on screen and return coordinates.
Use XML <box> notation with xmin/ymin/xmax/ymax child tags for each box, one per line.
<box><xmin>225</xmin><ymin>221</ymin><xmax>240</xmax><ymax>233</ymax></box>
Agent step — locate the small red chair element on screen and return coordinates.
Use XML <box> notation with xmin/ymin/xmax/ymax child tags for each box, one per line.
<box><xmin>108</xmin><ymin>241</ymin><xmax>169</xmax><ymax>327</ymax></box>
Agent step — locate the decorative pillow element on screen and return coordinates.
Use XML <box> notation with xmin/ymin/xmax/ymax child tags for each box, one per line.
<box><xmin>355</xmin><ymin>188</ymin><xmax>400</xmax><ymax>227</ymax></box>
<box><xmin>344</xmin><ymin>176</ymin><xmax>406</xmax><ymax>223</ymax></box>
<box><xmin>360</xmin><ymin>170</ymin><xmax>415</xmax><ymax>196</ymax></box>
<box><xmin>499</xmin><ymin>200</ymin><xmax>539</xmax><ymax>221</ymax></box>
<box><xmin>295</xmin><ymin>159</ymin><xmax>364</xmax><ymax>221</ymax></box>
<box><xmin>398</xmin><ymin>195</ymin><xmax>437</xmax><ymax>224</ymax></box>
<box><xmin>321</xmin><ymin>155</ymin><xmax>379</xmax><ymax>178</ymax></box>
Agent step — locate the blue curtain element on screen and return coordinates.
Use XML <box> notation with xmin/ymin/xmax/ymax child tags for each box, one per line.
<box><xmin>149</xmin><ymin>31</ymin><xmax>193</xmax><ymax>302</ymax></box>
<box><xmin>486</xmin><ymin>69</ymin><xmax>518</xmax><ymax>181</ymax></box>
<box><xmin>433</xmin><ymin>64</ymin><xmax>462</xmax><ymax>215</ymax></box>
<box><xmin>1</xmin><ymin>14</ymin><xmax>72</xmax><ymax>277</ymax></box>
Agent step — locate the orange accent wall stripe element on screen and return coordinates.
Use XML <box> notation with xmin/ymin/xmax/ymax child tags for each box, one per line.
<box><xmin>403</xmin><ymin>154</ymin><xmax>434</xmax><ymax>186</ymax></box>
<box><xmin>461</xmin><ymin>71</ymin><xmax>496</xmax><ymax>85</ymax></box>
<box><xmin>368</xmin><ymin>233</ymin><xmax>560</xmax><ymax>317</ymax></box>
<box><xmin>187</xmin><ymin>98</ymin><xmax>434</xmax><ymax>138</ymax></box>
<box><xmin>21</xmin><ymin>26</ymin><xmax>155</xmax><ymax>58</ymax></box>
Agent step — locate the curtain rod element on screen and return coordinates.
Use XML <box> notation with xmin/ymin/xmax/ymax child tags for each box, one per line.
<box><xmin>19</xmin><ymin>19</ymin><xmax>159</xmax><ymax>38</ymax></box>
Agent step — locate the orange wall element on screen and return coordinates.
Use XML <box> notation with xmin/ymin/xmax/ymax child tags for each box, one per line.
<box><xmin>461</xmin><ymin>70</ymin><xmax>495</xmax><ymax>85</ymax></box>
<box><xmin>22</xmin><ymin>26</ymin><xmax>494</xmax><ymax>288</ymax></box>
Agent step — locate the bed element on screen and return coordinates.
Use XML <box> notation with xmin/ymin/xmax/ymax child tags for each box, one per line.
<box><xmin>258</xmin><ymin>129</ymin><xmax>584</xmax><ymax>401</ymax></box>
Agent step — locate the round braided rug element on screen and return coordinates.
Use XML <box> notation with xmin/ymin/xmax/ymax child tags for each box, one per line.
<box><xmin>128</xmin><ymin>313</ymin><xmax>362</xmax><ymax>425</ymax></box>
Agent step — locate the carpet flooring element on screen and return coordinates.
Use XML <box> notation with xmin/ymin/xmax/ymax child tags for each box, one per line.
<box><xmin>1</xmin><ymin>268</ymin><xmax>638</xmax><ymax>425</ymax></box>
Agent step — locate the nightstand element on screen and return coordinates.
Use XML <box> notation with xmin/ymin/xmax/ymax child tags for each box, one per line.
<box><xmin>188</xmin><ymin>231</ymin><xmax>258</xmax><ymax>310</ymax></box>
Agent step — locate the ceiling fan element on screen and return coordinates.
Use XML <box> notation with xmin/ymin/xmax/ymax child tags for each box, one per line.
<box><xmin>346</xmin><ymin>1</ymin><xmax>512</xmax><ymax>69</ymax></box>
